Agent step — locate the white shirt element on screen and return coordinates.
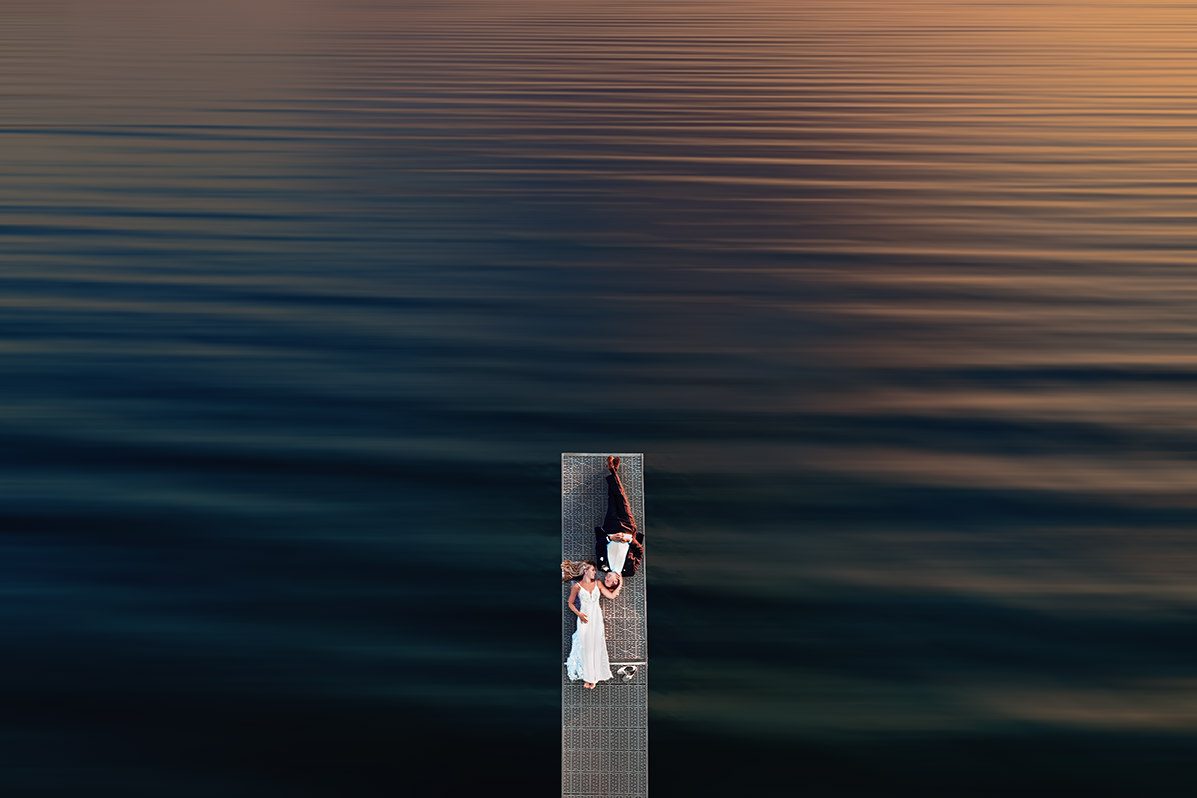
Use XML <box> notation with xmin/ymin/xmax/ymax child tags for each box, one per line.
<box><xmin>607</xmin><ymin>537</ymin><xmax>630</xmax><ymax>574</ymax></box>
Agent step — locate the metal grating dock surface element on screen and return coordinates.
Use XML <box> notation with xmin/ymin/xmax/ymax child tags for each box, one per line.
<box><xmin>561</xmin><ymin>453</ymin><xmax>648</xmax><ymax>798</ymax></box>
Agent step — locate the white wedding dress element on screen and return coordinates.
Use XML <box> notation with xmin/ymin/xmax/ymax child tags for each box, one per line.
<box><xmin>565</xmin><ymin>583</ymin><xmax>613</xmax><ymax>684</ymax></box>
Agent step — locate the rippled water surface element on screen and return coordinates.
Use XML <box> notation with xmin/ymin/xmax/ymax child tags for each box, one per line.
<box><xmin>5</xmin><ymin>1</ymin><xmax>1197</xmax><ymax>794</ymax></box>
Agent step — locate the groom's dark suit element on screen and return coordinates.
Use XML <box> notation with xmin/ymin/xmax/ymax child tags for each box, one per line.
<box><xmin>595</xmin><ymin>529</ymin><xmax>643</xmax><ymax>577</ymax></box>
<box><xmin>594</xmin><ymin>470</ymin><xmax>644</xmax><ymax>576</ymax></box>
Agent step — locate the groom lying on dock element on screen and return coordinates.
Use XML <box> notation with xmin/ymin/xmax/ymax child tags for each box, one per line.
<box><xmin>594</xmin><ymin>456</ymin><xmax>644</xmax><ymax>577</ymax></box>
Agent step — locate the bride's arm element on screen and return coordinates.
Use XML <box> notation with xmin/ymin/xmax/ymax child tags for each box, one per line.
<box><xmin>598</xmin><ymin>581</ymin><xmax>621</xmax><ymax>600</ymax></box>
<box><xmin>567</xmin><ymin>583</ymin><xmax>588</xmax><ymax>622</ymax></box>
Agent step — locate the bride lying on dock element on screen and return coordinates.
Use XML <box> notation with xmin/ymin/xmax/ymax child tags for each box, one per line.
<box><xmin>562</xmin><ymin>561</ymin><xmax>622</xmax><ymax>689</ymax></box>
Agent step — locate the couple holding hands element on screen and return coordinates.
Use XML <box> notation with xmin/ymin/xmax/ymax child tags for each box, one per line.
<box><xmin>562</xmin><ymin>456</ymin><xmax>645</xmax><ymax>689</ymax></box>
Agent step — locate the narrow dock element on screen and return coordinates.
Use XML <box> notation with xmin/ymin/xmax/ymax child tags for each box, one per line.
<box><xmin>561</xmin><ymin>453</ymin><xmax>648</xmax><ymax>798</ymax></box>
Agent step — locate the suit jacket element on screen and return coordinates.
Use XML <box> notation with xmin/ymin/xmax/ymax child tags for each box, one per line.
<box><xmin>594</xmin><ymin>527</ymin><xmax>645</xmax><ymax>577</ymax></box>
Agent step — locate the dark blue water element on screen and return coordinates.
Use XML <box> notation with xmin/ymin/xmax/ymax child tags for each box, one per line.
<box><xmin>5</xmin><ymin>1</ymin><xmax>1197</xmax><ymax>794</ymax></box>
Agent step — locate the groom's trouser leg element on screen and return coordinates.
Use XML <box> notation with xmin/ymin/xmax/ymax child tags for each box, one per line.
<box><xmin>601</xmin><ymin>472</ymin><xmax>637</xmax><ymax>535</ymax></box>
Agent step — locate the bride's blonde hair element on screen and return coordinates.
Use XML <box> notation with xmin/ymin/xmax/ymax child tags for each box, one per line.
<box><xmin>561</xmin><ymin>560</ymin><xmax>595</xmax><ymax>582</ymax></box>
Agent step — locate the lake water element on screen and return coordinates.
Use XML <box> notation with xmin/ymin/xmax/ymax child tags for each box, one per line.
<box><xmin>5</xmin><ymin>1</ymin><xmax>1197</xmax><ymax>794</ymax></box>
